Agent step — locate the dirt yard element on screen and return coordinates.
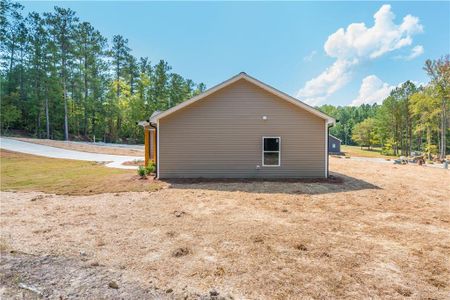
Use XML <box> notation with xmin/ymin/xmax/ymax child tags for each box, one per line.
<box><xmin>12</xmin><ymin>137</ymin><xmax>144</xmax><ymax>157</ymax></box>
<box><xmin>1</xmin><ymin>158</ymin><xmax>449</xmax><ymax>299</ymax></box>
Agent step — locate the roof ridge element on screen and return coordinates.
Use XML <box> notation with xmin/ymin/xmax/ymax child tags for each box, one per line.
<box><xmin>150</xmin><ymin>72</ymin><xmax>335</xmax><ymax>124</ymax></box>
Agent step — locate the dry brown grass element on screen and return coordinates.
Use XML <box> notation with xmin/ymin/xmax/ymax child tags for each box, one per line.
<box><xmin>122</xmin><ymin>159</ymin><xmax>145</xmax><ymax>166</ymax></box>
<box><xmin>12</xmin><ymin>137</ymin><xmax>144</xmax><ymax>157</ymax></box>
<box><xmin>1</xmin><ymin>157</ymin><xmax>449</xmax><ymax>298</ymax></box>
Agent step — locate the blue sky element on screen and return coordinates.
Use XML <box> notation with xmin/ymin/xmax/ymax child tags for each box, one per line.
<box><xmin>22</xmin><ymin>1</ymin><xmax>450</xmax><ymax>106</ymax></box>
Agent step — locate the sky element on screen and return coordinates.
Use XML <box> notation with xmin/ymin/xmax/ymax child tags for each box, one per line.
<box><xmin>21</xmin><ymin>1</ymin><xmax>450</xmax><ymax>107</ymax></box>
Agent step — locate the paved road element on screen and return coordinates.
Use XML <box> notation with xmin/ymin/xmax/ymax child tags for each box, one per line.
<box><xmin>0</xmin><ymin>137</ymin><xmax>139</xmax><ymax>170</ymax></box>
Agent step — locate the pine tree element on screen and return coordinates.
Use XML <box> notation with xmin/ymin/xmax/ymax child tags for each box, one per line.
<box><xmin>44</xmin><ymin>7</ymin><xmax>78</xmax><ymax>140</ymax></box>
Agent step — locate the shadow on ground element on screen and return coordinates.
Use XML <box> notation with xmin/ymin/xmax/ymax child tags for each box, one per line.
<box><xmin>162</xmin><ymin>172</ymin><xmax>380</xmax><ymax>195</ymax></box>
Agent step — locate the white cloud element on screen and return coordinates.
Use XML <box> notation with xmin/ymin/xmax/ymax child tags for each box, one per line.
<box><xmin>394</xmin><ymin>44</ymin><xmax>424</xmax><ymax>60</ymax></box>
<box><xmin>298</xmin><ymin>59</ymin><xmax>357</xmax><ymax>105</ymax></box>
<box><xmin>405</xmin><ymin>45</ymin><xmax>424</xmax><ymax>60</ymax></box>
<box><xmin>411</xmin><ymin>79</ymin><xmax>427</xmax><ymax>87</ymax></box>
<box><xmin>351</xmin><ymin>75</ymin><xmax>395</xmax><ymax>106</ymax></box>
<box><xmin>324</xmin><ymin>5</ymin><xmax>423</xmax><ymax>60</ymax></box>
<box><xmin>297</xmin><ymin>4</ymin><xmax>423</xmax><ymax>105</ymax></box>
<box><xmin>303</xmin><ymin>50</ymin><xmax>317</xmax><ymax>62</ymax></box>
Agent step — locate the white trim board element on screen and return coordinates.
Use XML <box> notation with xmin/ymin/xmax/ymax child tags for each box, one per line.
<box><xmin>157</xmin><ymin>119</ymin><xmax>160</xmax><ymax>179</ymax></box>
<box><xmin>328</xmin><ymin>134</ymin><xmax>342</xmax><ymax>142</ymax></box>
<box><xmin>325</xmin><ymin>121</ymin><xmax>328</xmax><ymax>178</ymax></box>
<box><xmin>150</xmin><ymin>72</ymin><xmax>335</xmax><ymax>125</ymax></box>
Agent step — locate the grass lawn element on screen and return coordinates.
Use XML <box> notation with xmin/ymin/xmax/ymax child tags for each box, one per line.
<box><xmin>0</xmin><ymin>150</ymin><xmax>161</xmax><ymax>195</ymax></box>
<box><xmin>341</xmin><ymin>145</ymin><xmax>395</xmax><ymax>158</ymax></box>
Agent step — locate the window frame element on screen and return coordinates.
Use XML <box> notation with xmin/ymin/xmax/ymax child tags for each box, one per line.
<box><xmin>262</xmin><ymin>136</ymin><xmax>281</xmax><ymax>167</ymax></box>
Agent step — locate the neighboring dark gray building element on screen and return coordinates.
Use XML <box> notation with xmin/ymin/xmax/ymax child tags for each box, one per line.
<box><xmin>328</xmin><ymin>134</ymin><xmax>341</xmax><ymax>154</ymax></box>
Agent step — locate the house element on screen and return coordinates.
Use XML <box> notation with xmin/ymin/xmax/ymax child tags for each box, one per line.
<box><xmin>328</xmin><ymin>134</ymin><xmax>341</xmax><ymax>154</ymax></box>
<box><xmin>141</xmin><ymin>72</ymin><xmax>335</xmax><ymax>179</ymax></box>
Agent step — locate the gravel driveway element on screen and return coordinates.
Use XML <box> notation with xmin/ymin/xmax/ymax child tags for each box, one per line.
<box><xmin>0</xmin><ymin>137</ymin><xmax>138</xmax><ymax>170</ymax></box>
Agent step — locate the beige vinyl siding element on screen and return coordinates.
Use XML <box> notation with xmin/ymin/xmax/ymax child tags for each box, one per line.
<box><xmin>159</xmin><ymin>79</ymin><xmax>326</xmax><ymax>178</ymax></box>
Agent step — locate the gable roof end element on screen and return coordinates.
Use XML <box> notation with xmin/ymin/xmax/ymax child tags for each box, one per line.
<box><xmin>150</xmin><ymin>72</ymin><xmax>335</xmax><ymax>124</ymax></box>
<box><xmin>329</xmin><ymin>134</ymin><xmax>342</xmax><ymax>142</ymax></box>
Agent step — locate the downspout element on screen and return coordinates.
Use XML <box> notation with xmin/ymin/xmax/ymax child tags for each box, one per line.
<box><xmin>327</xmin><ymin>119</ymin><xmax>338</xmax><ymax>178</ymax></box>
<box><xmin>327</xmin><ymin>124</ymin><xmax>330</xmax><ymax>178</ymax></box>
<box><xmin>149</xmin><ymin>122</ymin><xmax>157</xmax><ymax>177</ymax></box>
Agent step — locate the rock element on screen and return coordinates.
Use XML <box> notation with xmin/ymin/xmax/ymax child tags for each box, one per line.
<box><xmin>172</xmin><ymin>247</ymin><xmax>190</xmax><ymax>257</ymax></box>
<box><xmin>80</xmin><ymin>251</ymin><xmax>87</xmax><ymax>257</ymax></box>
<box><xmin>174</xmin><ymin>211</ymin><xmax>185</xmax><ymax>217</ymax></box>
<box><xmin>166</xmin><ymin>288</ymin><xmax>173</xmax><ymax>293</ymax></box>
<box><xmin>295</xmin><ymin>244</ymin><xmax>308</xmax><ymax>251</ymax></box>
<box><xmin>30</xmin><ymin>195</ymin><xmax>45</xmax><ymax>202</ymax></box>
<box><xmin>214</xmin><ymin>267</ymin><xmax>225</xmax><ymax>277</ymax></box>
<box><xmin>320</xmin><ymin>252</ymin><xmax>331</xmax><ymax>258</ymax></box>
<box><xmin>90</xmin><ymin>261</ymin><xmax>99</xmax><ymax>267</ymax></box>
<box><xmin>18</xmin><ymin>283</ymin><xmax>43</xmax><ymax>295</ymax></box>
<box><xmin>108</xmin><ymin>281</ymin><xmax>119</xmax><ymax>289</ymax></box>
<box><xmin>210</xmin><ymin>289</ymin><xmax>219</xmax><ymax>296</ymax></box>
<box><xmin>253</xmin><ymin>236</ymin><xmax>264</xmax><ymax>243</ymax></box>
<box><xmin>166</xmin><ymin>231</ymin><xmax>176</xmax><ymax>238</ymax></box>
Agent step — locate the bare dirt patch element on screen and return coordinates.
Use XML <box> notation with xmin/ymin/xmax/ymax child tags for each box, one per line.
<box><xmin>1</xmin><ymin>158</ymin><xmax>449</xmax><ymax>298</ymax></box>
<box><xmin>0</xmin><ymin>252</ymin><xmax>165</xmax><ymax>299</ymax></box>
<box><xmin>122</xmin><ymin>159</ymin><xmax>145</xmax><ymax>166</ymax></box>
<box><xmin>12</xmin><ymin>137</ymin><xmax>144</xmax><ymax>157</ymax></box>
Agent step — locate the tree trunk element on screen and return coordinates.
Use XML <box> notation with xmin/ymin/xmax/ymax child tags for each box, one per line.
<box><xmin>408</xmin><ymin>117</ymin><xmax>412</xmax><ymax>156</ymax></box>
<box><xmin>8</xmin><ymin>40</ymin><xmax>16</xmax><ymax>93</ymax></box>
<box><xmin>36</xmin><ymin>110</ymin><xmax>41</xmax><ymax>137</ymax></box>
<box><xmin>19</xmin><ymin>47</ymin><xmax>26</xmax><ymax>101</ymax></box>
<box><xmin>441</xmin><ymin>97</ymin><xmax>447</xmax><ymax>159</ymax></box>
<box><xmin>45</xmin><ymin>85</ymin><xmax>50</xmax><ymax>139</ymax></box>
<box><xmin>83</xmin><ymin>52</ymin><xmax>88</xmax><ymax>137</ymax></box>
<box><xmin>63</xmin><ymin>81</ymin><xmax>69</xmax><ymax>140</ymax></box>
<box><xmin>116</xmin><ymin>58</ymin><xmax>120</xmax><ymax>97</ymax></box>
<box><xmin>418</xmin><ymin>129</ymin><xmax>422</xmax><ymax>152</ymax></box>
<box><xmin>35</xmin><ymin>77</ymin><xmax>41</xmax><ymax>137</ymax></box>
<box><xmin>91</xmin><ymin>110</ymin><xmax>96</xmax><ymax>137</ymax></box>
<box><xmin>62</xmin><ymin>54</ymin><xmax>69</xmax><ymax>141</ymax></box>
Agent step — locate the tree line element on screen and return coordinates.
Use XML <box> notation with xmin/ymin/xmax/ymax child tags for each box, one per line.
<box><xmin>1</xmin><ymin>1</ymin><xmax>448</xmax><ymax>157</ymax></box>
<box><xmin>320</xmin><ymin>56</ymin><xmax>449</xmax><ymax>160</ymax></box>
<box><xmin>1</xmin><ymin>0</ymin><xmax>206</xmax><ymax>143</ymax></box>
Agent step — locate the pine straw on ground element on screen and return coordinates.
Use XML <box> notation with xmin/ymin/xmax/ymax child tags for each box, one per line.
<box><xmin>0</xmin><ymin>158</ymin><xmax>449</xmax><ymax>299</ymax></box>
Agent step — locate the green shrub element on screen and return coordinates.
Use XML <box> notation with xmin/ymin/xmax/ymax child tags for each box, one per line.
<box><xmin>145</xmin><ymin>160</ymin><xmax>156</xmax><ymax>174</ymax></box>
<box><xmin>137</xmin><ymin>166</ymin><xmax>147</xmax><ymax>177</ymax></box>
<box><xmin>381</xmin><ymin>138</ymin><xmax>396</xmax><ymax>156</ymax></box>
